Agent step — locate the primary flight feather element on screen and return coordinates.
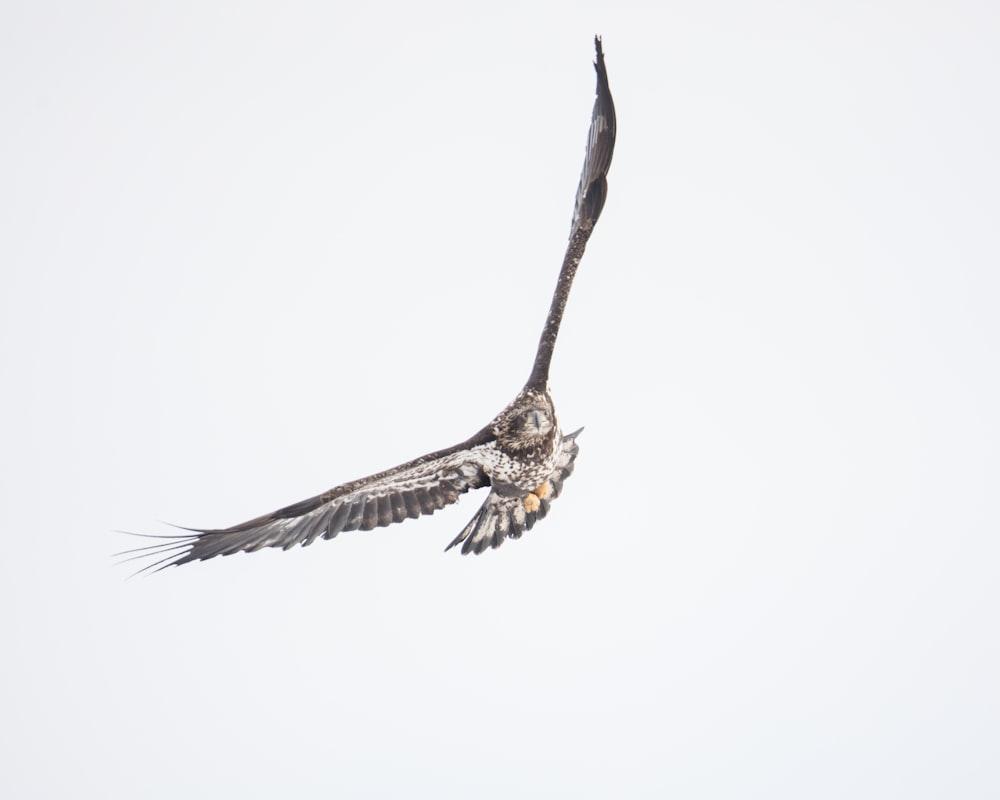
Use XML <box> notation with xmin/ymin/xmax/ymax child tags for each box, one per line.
<box><xmin>123</xmin><ymin>37</ymin><xmax>616</xmax><ymax>571</ymax></box>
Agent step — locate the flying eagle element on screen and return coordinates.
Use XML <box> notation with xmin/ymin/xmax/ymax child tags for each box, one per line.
<box><xmin>125</xmin><ymin>37</ymin><xmax>616</xmax><ymax>570</ymax></box>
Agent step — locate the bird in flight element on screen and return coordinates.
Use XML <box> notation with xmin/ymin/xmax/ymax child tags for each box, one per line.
<box><xmin>124</xmin><ymin>37</ymin><xmax>616</xmax><ymax>571</ymax></box>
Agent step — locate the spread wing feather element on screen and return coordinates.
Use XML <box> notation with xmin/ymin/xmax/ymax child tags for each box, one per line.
<box><xmin>120</xmin><ymin>434</ymin><xmax>495</xmax><ymax>572</ymax></box>
<box><xmin>569</xmin><ymin>37</ymin><xmax>617</xmax><ymax>238</ymax></box>
<box><xmin>526</xmin><ymin>37</ymin><xmax>616</xmax><ymax>390</ymax></box>
<box><xmin>445</xmin><ymin>429</ymin><xmax>581</xmax><ymax>555</ymax></box>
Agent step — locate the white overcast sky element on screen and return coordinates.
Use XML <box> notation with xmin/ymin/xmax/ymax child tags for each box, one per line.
<box><xmin>2</xmin><ymin>2</ymin><xmax>998</xmax><ymax>798</ymax></box>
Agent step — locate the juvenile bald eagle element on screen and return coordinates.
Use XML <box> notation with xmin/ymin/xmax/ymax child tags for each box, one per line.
<box><xmin>125</xmin><ymin>37</ymin><xmax>616</xmax><ymax>570</ymax></box>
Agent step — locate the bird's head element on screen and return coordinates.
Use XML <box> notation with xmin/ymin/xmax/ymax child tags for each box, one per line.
<box><xmin>494</xmin><ymin>390</ymin><xmax>557</xmax><ymax>454</ymax></box>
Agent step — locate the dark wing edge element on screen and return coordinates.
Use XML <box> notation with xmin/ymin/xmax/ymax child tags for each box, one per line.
<box><xmin>525</xmin><ymin>37</ymin><xmax>617</xmax><ymax>391</ymax></box>
<box><xmin>569</xmin><ymin>36</ymin><xmax>617</xmax><ymax>239</ymax></box>
<box><xmin>444</xmin><ymin>428</ymin><xmax>582</xmax><ymax>555</ymax></box>
<box><xmin>117</xmin><ymin>433</ymin><xmax>495</xmax><ymax>574</ymax></box>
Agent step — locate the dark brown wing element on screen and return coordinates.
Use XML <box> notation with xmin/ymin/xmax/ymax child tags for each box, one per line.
<box><xmin>120</xmin><ymin>433</ymin><xmax>495</xmax><ymax>572</ymax></box>
<box><xmin>527</xmin><ymin>36</ymin><xmax>617</xmax><ymax>390</ymax></box>
<box><xmin>569</xmin><ymin>36</ymin><xmax>617</xmax><ymax>239</ymax></box>
<box><xmin>444</xmin><ymin>429</ymin><xmax>581</xmax><ymax>555</ymax></box>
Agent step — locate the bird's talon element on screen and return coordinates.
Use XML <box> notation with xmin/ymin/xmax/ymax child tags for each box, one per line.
<box><xmin>524</xmin><ymin>481</ymin><xmax>552</xmax><ymax>512</ymax></box>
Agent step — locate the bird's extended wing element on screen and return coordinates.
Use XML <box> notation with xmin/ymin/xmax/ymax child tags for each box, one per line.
<box><xmin>526</xmin><ymin>37</ymin><xmax>617</xmax><ymax>389</ymax></box>
<box><xmin>120</xmin><ymin>433</ymin><xmax>495</xmax><ymax>572</ymax></box>
<box><xmin>569</xmin><ymin>36</ymin><xmax>617</xmax><ymax>240</ymax></box>
<box><xmin>445</xmin><ymin>429</ymin><xmax>581</xmax><ymax>555</ymax></box>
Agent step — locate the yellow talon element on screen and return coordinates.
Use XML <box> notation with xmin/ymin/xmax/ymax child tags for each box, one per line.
<box><xmin>523</xmin><ymin>482</ymin><xmax>551</xmax><ymax>512</ymax></box>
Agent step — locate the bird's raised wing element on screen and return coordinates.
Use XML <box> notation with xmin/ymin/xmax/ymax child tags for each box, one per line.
<box><xmin>445</xmin><ymin>429</ymin><xmax>581</xmax><ymax>555</ymax></box>
<box><xmin>527</xmin><ymin>36</ymin><xmax>617</xmax><ymax>389</ymax></box>
<box><xmin>569</xmin><ymin>36</ymin><xmax>617</xmax><ymax>240</ymax></box>
<box><xmin>120</xmin><ymin>433</ymin><xmax>495</xmax><ymax>572</ymax></box>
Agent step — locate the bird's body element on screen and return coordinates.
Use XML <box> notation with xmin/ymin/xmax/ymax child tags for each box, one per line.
<box><xmin>124</xmin><ymin>37</ymin><xmax>616</xmax><ymax>571</ymax></box>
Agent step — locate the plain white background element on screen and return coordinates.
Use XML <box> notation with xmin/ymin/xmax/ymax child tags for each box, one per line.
<box><xmin>2</xmin><ymin>2</ymin><xmax>998</xmax><ymax>797</ymax></box>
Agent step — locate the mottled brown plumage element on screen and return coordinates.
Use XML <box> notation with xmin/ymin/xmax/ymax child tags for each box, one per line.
<box><xmin>121</xmin><ymin>37</ymin><xmax>616</xmax><ymax>571</ymax></box>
